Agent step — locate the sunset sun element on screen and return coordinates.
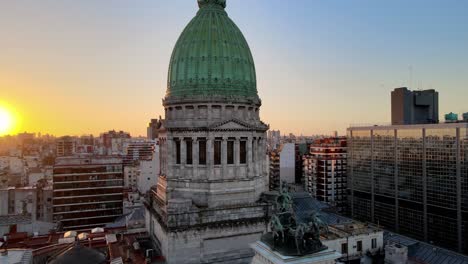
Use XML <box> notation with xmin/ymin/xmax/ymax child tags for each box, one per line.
<box><xmin>0</xmin><ymin>107</ymin><xmax>13</xmax><ymax>135</ymax></box>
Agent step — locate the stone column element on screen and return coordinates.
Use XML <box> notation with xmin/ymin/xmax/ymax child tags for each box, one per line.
<box><xmin>222</xmin><ymin>137</ymin><xmax>227</xmax><ymax>179</ymax></box>
<box><xmin>193</xmin><ymin>137</ymin><xmax>199</xmax><ymax>179</ymax></box>
<box><xmin>166</xmin><ymin>137</ymin><xmax>174</xmax><ymax>178</ymax></box>
<box><xmin>158</xmin><ymin>138</ymin><xmax>164</xmax><ymax>176</ymax></box>
<box><xmin>247</xmin><ymin>136</ymin><xmax>253</xmax><ymax>177</ymax></box>
<box><xmin>181</xmin><ymin>137</ymin><xmax>187</xmax><ymax>169</ymax></box>
<box><xmin>234</xmin><ymin>137</ymin><xmax>240</xmax><ymax>165</ymax></box>
<box><xmin>234</xmin><ymin>137</ymin><xmax>240</xmax><ymax>178</ymax></box>
<box><xmin>259</xmin><ymin>137</ymin><xmax>264</xmax><ymax>176</ymax></box>
<box><xmin>253</xmin><ymin>137</ymin><xmax>258</xmax><ymax>176</ymax></box>
<box><xmin>161</xmin><ymin>138</ymin><xmax>166</xmax><ymax>176</ymax></box>
<box><xmin>207</xmin><ymin>134</ymin><xmax>214</xmax><ymax>180</ymax></box>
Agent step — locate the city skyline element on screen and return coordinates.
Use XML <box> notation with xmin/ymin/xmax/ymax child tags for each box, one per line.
<box><xmin>1</xmin><ymin>0</ymin><xmax>468</xmax><ymax>136</ymax></box>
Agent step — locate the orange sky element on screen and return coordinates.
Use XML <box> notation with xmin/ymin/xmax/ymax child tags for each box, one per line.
<box><xmin>1</xmin><ymin>1</ymin><xmax>467</xmax><ymax>137</ymax></box>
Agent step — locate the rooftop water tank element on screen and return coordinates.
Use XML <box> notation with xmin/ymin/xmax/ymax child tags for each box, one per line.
<box><xmin>445</xmin><ymin>112</ymin><xmax>458</xmax><ymax>123</ymax></box>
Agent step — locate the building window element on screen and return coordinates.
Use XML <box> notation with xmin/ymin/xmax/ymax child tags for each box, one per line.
<box><xmin>371</xmin><ymin>238</ymin><xmax>377</xmax><ymax>249</ymax></box>
<box><xmin>227</xmin><ymin>140</ymin><xmax>234</xmax><ymax>164</ymax></box>
<box><xmin>357</xmin><ymin>241</ymin><xmax>362</xmax><ymax>252</ymax></box>
<box><xmin>175</xmin><ymin>140</ymin><xmax>181</xmax><ymax>164</ymax></box>
<box><xmin>214</xmin><ymin>140</ymin><xmax>222</xmax><ymax>165</ymax></box>
<box><xmin>186</xmin><ymin>139</ymin><xmax>193</xmax><ymax>165</ymax></box>
<box><xmin>240</xmin><ymin>140</ymin><xmax>247</xmax><ymax>164</ymax></box>
<box><xmin>341</xmin><ymin>243</ymin><xmax>348</xmax><ymax>254</ymax></box>
<box><xmin>199</xmin><ymin>139</ymin><xmax>207</xmax><ymax>165</ymax></box>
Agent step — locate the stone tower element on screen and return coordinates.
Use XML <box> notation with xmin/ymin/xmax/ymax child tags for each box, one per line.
<box><xmin>145</xmin><ymin>0</ymin><xmax>270</xmax><ymax>263</ymax></box>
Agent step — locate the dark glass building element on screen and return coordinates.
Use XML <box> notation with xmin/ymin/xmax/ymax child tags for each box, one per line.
<box><xmin>348</xmin><ymin>123</ymin><xmax>468</xmax><ymax>254</ymax></box>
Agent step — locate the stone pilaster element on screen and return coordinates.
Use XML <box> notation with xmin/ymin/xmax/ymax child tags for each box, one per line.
<box><xmin>207</xmin><ymin>134</ymin><xmax>214</xmax><ymax>179</ymax></box>
<box><xmin>181</xmin><ymin>137</ymin><xmax>187</xmax><ymax>168</ymax></box>
<box><xmin>248</xmin><ymin>136</ymin><xmax>253</xmax><ymax>177</ymax></box>
<box><xmin>222</xmin><ymin>137</ymin><xmax>227</xmax><ymax>179</ymax></box>
<box><xmin>193</xmin><ymin>137</ymin><xmax>199</xmax><ymax>179</ymax></box>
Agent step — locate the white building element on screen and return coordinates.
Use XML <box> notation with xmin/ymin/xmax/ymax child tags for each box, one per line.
<box><xmin>124</xmin><ymin>166</ymin><xmax>139</xmax><ymax>189</ymax></box>
<box><xmin>137</xmin><ymin>152</ymin><xmax>159</xmax><ymax>194</ymax></box>
<box><xmin>123</xmin><ymin>141</ymin><xmax>160</xmax><ymax>194</ymax></box>
<box><xmin>322</xmin><ymin>222</ymin><xmax>384</xmax><ymax>262</ymax></box>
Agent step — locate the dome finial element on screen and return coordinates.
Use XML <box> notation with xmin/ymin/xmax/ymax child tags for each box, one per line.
<box><xmin>198</xmin><ymin>0</ymin><xmax>226</xmax><ymax>9</ymax></box>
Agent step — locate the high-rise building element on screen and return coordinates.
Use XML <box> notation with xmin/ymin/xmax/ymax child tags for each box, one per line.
<box><xmin>56</xmin><ymin>136</ymin><xmax>76</xmax><ymax>157</ymax></box>
<box><xmin>347</xmin><ymin>123</ymin><xmax>468</xmax><ymax>254</ymax></box>
<box><xmin>269</xmin><ymin>150</ymin><xmax>280</xmax><ymax>191</ymax></box>
<box><xmin>267</xmin><ymin>130</ymin><xmax>281</xmax><ymax>150</ymax></box>
<box><xmin>268</xmin><ymin>143</ymin><xmax>296</xmax><ymax>191</ymax></box>
<box><xmin>303</xmin><ymin>137</ymin><xmax>347</xmax><ymax>213</ymax></box>
<box><xmin>52</xmin><ymin>156</ymin><xmax>124</xmax><ymax>231</ymax></box>
<box><xmin>145</xmin><ymin>1</ymin><xmax>270</xmax><ymax>263</ymax></box>
<box><xmin>391</xmin><ymin>87</ymin><xmax>439</xmax><ymax>125</ymax></box>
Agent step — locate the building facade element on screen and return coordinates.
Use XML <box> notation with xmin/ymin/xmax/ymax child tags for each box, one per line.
<box><xmin>52</xmin><ymin>156</ymin><xmax>124</xmax><ymax>231</ymax></box>
<box><xmin>145</xmin><ymin>1</ymin><xmax>270</xmax><ymax>263</ymax></box>
<box><xmin>122</xmin><ymin>139</ymin><xmax>156</xmax><ymax>166</ymax></box>
<box><xmin>147</xmin><ymin>118</ymin><xmax>162</xmax><ymax>140</ymax></box>
<box><xmin>267</xmin><ymin>130</ymin><xmax>281</xmax><ymax>151</ymax></box>
<box><xmin>391</xmin><ymin>87</ymin><xmax>439</xmax><ymax>125</ymax></box>
<box><xmin>269</xmin><ymin>151</ymin><xmax>280</xmax><ymax>191</ymax></box>
<box><xmin>56</xmin><ymin>136</ymin><xmax>76</xmax><ymax>157</ymax></box>
<box><xmin>348</xmin><ymin>123</ymin><xmax>468</xmax><ymax>254</ymax></box>
<box><xmin>303</xmin><ymin>137</ymin><xmax>347</xmax><ymax>213</ymax></box>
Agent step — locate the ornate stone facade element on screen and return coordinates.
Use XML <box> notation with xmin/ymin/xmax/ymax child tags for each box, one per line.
<box><xmin>145</xmin><ymin>1</ymin><xmax>270</xmax><ymax>263</ymax></box>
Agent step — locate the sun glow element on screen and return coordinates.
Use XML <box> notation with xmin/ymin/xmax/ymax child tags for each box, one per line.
<box><xmin>0</xmin><ymin>106</ymin><xmax>14</xmax><ymax>136</ymax></box>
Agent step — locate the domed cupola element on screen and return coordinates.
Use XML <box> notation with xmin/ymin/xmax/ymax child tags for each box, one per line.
<box><xmin>165</xmin><ymin>0</ymin><xmax>259</xmax><ymax>105</ymax></box>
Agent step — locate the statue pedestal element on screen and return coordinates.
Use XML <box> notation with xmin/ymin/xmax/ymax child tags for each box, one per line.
<box><xmin>250</xmin><ymin>241</ymin><xmax>341</xmax><ymax>264</ymax></box>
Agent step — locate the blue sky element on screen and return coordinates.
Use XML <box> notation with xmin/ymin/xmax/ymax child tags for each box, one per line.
<box><xmin>0</xmin><ymin>0</ymin><xmax>467</xmax><ymax>136</ymax></box>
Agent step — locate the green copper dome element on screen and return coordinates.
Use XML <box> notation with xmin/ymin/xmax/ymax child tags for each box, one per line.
<box><xmin>166</xmin><ymin>0</ymin><xmax>258</xmax><ymax>103</ymax></box>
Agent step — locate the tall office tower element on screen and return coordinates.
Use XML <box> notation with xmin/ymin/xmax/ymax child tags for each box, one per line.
<box><xmin>56</xmin><ymin>136</ymin><xmax>76</xmax><ymax>157</ymax></box>
<box><xmin>391</xmin><ymin>87</ymin><xmax>439</xmax><ymax>125</ymax></box>
<box><xmin>52</xmin><ymin>156</ymin><xmax>123</xmax><ymax>231</ymax></box>
<box><xmin>348</xmin><ymin>123</ymin><xmax>468</xmax><ymax>254</ymax></box>
<box><xmin>145</xmin><ymin>1</ymin><xmax>270</xmax><ymax>263</ymax></box>
<box><xmin>303</xmin><ymin>137</ymin><xmax>347</xmax><ymax>213</ymax></box>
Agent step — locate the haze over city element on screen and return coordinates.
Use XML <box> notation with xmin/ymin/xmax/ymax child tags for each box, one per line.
<box><xmin>1</xmin><ymin>0</ymin><xmax>467</xmax><ymax>136</ymax></box>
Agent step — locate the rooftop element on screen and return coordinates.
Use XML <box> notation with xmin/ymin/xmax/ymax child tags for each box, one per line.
<box><xmin>349</xmin><ymin>122</ymin><xmax>468</xmax><ymax>130</ymax></box>
<box><xmin>301</xmin><ymin>194</ymin><xmax>468</xmax><ymax>264</ymax></box>
<box><xmin>1</xmin><ymin>227</ymin><xmax>160</xmax><ymax>264</ymax></box>
<box><xmin>0</xmin><ymin>249</ymin><xmax>33</xmax><ymax>264</ymax></box>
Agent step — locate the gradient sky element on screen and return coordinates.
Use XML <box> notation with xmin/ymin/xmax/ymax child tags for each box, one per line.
<box><xmin>1</xmin><ymin>0</ymin><xmax>467</xmax><ymax>137</ymax></box>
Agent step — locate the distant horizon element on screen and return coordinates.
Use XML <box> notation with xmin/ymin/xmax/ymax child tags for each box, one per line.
<box><xmin>1</xmin><ymin>0</ymin><xmax>467</xmax><ymax>136</ymax></box>
<box><xmin>0</xmin><ymin>128</ymin><xmax>341</xmax><ymax>139</ymax></box>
